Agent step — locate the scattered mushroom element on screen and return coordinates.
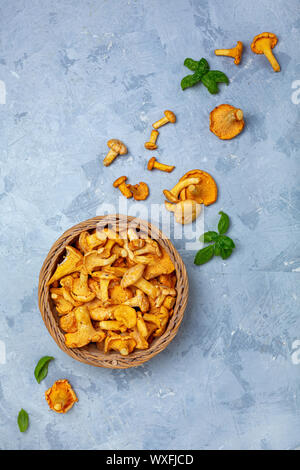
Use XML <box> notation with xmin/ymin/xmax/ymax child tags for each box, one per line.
<box><xmin>103</xmin><ymin>139</ymin><xmax>128</xmax><ymax>166</ymax></box>
<box><xmin>165</xmin><ymin>200</ymin><xmax>202</xmax><ymax>225</ymax></box>
<box><xmin>152</xmin><ymin>110</ymin><xmax>176</xmax><ymax>129</ymax></box>
<box><xmin>45</xmin><ymin>379</ymin><xmax>78</xmax><ymax>414</ymax></box>
<box><xmin>215</xmin><ymin>41</ymin><xmax>243</xmax><ymax>65</ymax></box>
<box><xmin>127</xmin><ymin>182</ymin><xmax>149</xmax><ymax>201</ymax></box>
<box><xmin>251</xmin><ymin>32</ymin><xmax>280</xmax><ymax>72</ymax></box>
<box><xmin>113</xmin><ymin>176</ymin><xmax>133</xmax><ymax>199</ymax></box>
<box><xmin>147</xmin><ymin>156</ymin><xmax>175</xmax><ymax>173</ymax></box>
<box><xmin>179</xmin><ymin>170</ymin><xmax>218</xmax><ymax>206</ymax></box>
<box><xmin>145</xmin><ymin>130</ymin><xmax>159</xmax><ymax>150</ymax></box>
<box><xmin>209</xmin><ymin>104</ymin><xmax>244</xmax><ymax>140</ymax></box>
<box><xmin>163</xmin><ymin>177</ymin><xmax>201</xmax><ymax>203</ymax></box>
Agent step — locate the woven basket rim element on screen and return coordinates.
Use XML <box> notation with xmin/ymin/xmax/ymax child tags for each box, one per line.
<box><xmin>38</xmin><ymin>214</ymin><xmax>189</xmax><ymax>369</ymax></box>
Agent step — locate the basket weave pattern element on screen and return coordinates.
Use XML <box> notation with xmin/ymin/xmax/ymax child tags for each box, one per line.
<box><xmin>38</xmin><ymin>215</ymin><xmax>189</xmax><ymax>369</ymax></box>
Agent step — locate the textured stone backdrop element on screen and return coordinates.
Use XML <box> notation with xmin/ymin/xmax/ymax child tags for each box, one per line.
<box><xmin>0</xmin><ymin>0</ymin><xmax>299</xmax><ymax>450</ymax></box>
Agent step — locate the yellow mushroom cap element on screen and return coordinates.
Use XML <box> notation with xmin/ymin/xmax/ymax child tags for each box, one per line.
<box><xmin>164</xmin><ymin>110</ymin><xmax>176</xmax><ymax>123</ymax></box>
<box><xmin>107</xmin><ymin>139</ymin><xmax>127</xmax><ymax>155</ymax></box>
<box><xmin>209</xmin><ymin>104</ymin><xmax>244</xmax><ymax>140</ymax></box>
<box><xmin>251</xmin><ymin>32</ymin><xmax>278</xmax><ymax>54</ymax></box>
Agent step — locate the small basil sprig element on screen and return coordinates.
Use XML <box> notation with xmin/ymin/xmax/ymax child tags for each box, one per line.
<box><xmin>34</xmin><ymin>356</ymin><xmax>54</xmax><ymax>384</ymax></box>
<box><xmin>18</xmin><ymin>409</ymin><xmax>29</xmax><ymax>433</ymax></box>
<box><xmin>181</xmin><ymin>57</ymin><xmax>229</xmax><ymax>94</ymax></box>
<box><xmin>194</xmin><ymin>211</ymin><xmax>235</xmax><ymax>265</ymax></box>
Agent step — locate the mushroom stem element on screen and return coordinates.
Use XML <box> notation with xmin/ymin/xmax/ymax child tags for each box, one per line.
<box><xmin>264</xmin><ymin>46</ymin><xmax>280</xmax><ymax>72</ymax></box>
<box><xmin>103</xmin><ymin>149</ymin><xmax>118</xmax><ymax>166</ymax></box>
<box><xmin>147</xmin><ymin>156</ymin><xmax>175</xmax><ymax>173</ymax></box>
<box><xmin>215</xmin><ymin>41</ymin><xmax>243</xmax><ymax>65</ymax></box>
<box><xmin>153</xmin><ymin>116</ymin><xmax>169</xmax><ymax>129</ymax></box>
<box><xmin>226</xmin><ymin>109</ymin><xmax>243</xmax><ymax>124</ymax></box>
<box><xmin>145</xmin><ymin>130</ymin><xmax>159</xmax><ymax>150</ymax></box>
<box><xmin>152</xmin><ymin>110</ymin><xmax>176</xmax><ymax>129</ymax></box>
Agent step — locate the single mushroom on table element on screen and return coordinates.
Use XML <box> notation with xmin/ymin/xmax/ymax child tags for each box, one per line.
<box><xmin>45</xmin><ymin>379</ymin><xmax>78</xmax><ymax>414</ymax></box>
<box><xmin>127</xmin><ymin>182</ymin><xmax>149</xmax><ymax>201</ymax></box>
<box><xmin>152</xmin><ymin>110</ymin><xmax>176</xmax><ymax>130</ymax></box>
<box><xmin>215</xmin><ymin>41</ymin><xmax>243</xmax><ymax>65</ymax></box>
<box><xmin>147</xmin><ymin>156</ymin><xmax>175</xmax><ymax>173</ymax></box>
<box><xmin>209</xmin><ymin>104</ymin><xmax>244</xmax><ymax>140</ymax></box>
<box><xmin>251</xmin><ymin>32</ymin><xmax>280</xmax><ymax>72</ymax></box>
<box><xmin>113</xmin><ymin>176</ymin><xmax>133</xmax><ymax>199</ymax></box>
<box><xmin>103</xmin><ymin>139</ymin><xmax>128</xmax><ymax>166</ymax></box>
<box><xmin>144</xmin><ymin>130</ymin><xmax>159</xmax><ymax>150</ymax></box>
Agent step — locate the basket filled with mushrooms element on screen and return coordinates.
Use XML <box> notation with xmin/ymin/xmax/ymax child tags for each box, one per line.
<box><xmin>38</xmin><ymin>215</ymin><xmax>188</xmax><ymax>369</ymax></box>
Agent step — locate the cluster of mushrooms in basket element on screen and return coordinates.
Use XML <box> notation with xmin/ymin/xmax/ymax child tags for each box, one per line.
<box><xmin>48</xmin><ymin>227</ymin><xmax>177</xmax><ymax>356</ymax></box>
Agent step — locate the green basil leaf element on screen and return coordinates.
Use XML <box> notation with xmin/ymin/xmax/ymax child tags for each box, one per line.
<box><xmin>218</xmin><ymin>211</ymin><xmax>230</xmax><ymax>234</ymax></box>
<box><xmin>183</xmin><ymin>58</ymin><xmax>199</xmax><ymax>71</ymax></box>
<box><xmin>181</xmin><ymin>73</ymin><xmax>201</xmax><ymax>90</ymax></box>
<box><xmin>218</xmin><ymin>235</ymin><xmax>235</xmax><ymax>249</ymax></box>
<box><xmin>194</xmin><ymin>245</ymin><xmax>215</xmax><ymax>265</ymax></box>
<box><xmin>197</xmin><ymin>58</ymin><xmax>209</xmax><ymax>76</ymax></box>
<box><xmin>34</xmin><ymin>356</ymin><xmax>54</xmax><ymax>384</ymax></box>
<box><xmin>18</xmin><ymin>409</ymin><xmax>29</xmax><ymax>433</ymax></box>
<box><xmin>214</xmin><ymin>243</ymin><xmax>221</xmax><ymax>256</ymax></box>
<box><xmin>200</xmin><ymin>73</ymin><xmax>219</xmax><ymax>94</ymax></box>
<box><xmin>220</xmin><ymin>247</ymin><xmax>233</xmax><ymax>260</ymax></box>
<box><xmin>199</xmin><ymin>231</ymin><xmax>219</xmax><ymax>243</ymax></box>
<box><xmin>208</xmin><ymin>70</ymin><xmax>229</xmax><ymax>85</ymax></box>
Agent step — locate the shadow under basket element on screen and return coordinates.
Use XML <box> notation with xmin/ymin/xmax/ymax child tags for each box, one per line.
<box><xmin>38</xmin><ymin>214</ymin><xmax>189</xmax><ymax>369</ymax></box>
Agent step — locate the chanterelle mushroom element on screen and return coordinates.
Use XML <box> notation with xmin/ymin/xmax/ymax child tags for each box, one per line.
<box><xmin>165</xmin><ymin>199</ymin><xmax>202</xmax><ymax>225</ymax></box>
<box><xmin>209</xmin><ymin>104</ymin><xmax>244</xmax><ymax>140</ymax></box>
<box><xmin>103</xmin><ymin>139</ymin><xmax>127</xmax><ymax>166</ymax></box>
<box><xmin>127</xmin><ymin>182</ymin><xmax>149</xmax><ymax>201</ymax></box>
<box><xmin>215</xmin><ymin>41</ymin><xmax>243</xmax><ymax>65</ymax></box>
<box><xmin>47</xmin><ymin>246</ymin><xmax>83</xmax><ymax>285</ymax></box>
<box><xmin>152</xmin><ymin>110</ymin><xmax>176</xmax><ymax>129</ymax></box>
<box><xmin>251</xmin><ymin>32</ymin><xmax>280</xmax><ymax>72</ymax></box>
<box><xmin>45</xmin><ymin>379</ymin><xmax>78</xmax><ymax>414</ymax></box>
<box><xmin>64</xmin><ymin>306</ymin><xmax>105</xmax><ymax>348</ymax></box>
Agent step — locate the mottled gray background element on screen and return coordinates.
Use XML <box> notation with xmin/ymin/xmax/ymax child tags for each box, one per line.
<box><xmin>0</xmin><ymin>0</ymin><xmax>299</xmax><ymax>450</ymax></box>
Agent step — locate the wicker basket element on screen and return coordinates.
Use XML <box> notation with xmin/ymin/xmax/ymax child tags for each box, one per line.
<box><xmin>38</xmin><ymin>215</ymin><xmax>189</xmax><ymax>369</ymax></box>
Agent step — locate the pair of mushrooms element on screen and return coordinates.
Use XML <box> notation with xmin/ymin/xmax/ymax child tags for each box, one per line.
<box><xmin>163</xmin><ymin>169</ymin><xmax>218</xmax><ymax>224</ymax></box>
<box><xmin>113</xmin><ymin>176</ymin><xmax>149</xmax><ymax>200</ymax></box>
<box><xmin>144</xmin><ymin>110</ymin><xmax>176</xmax><ymax>150</ymax></box>
<box><xmin>215</xmin><ymin>33</ymin><xmax>280</xmax><ymax>72</ymax></box>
